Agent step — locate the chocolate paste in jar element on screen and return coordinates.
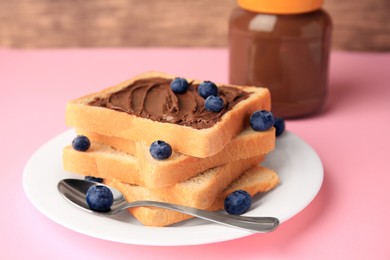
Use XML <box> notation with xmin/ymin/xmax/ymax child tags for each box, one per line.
<box><xmin>229</xmin><ymin>1</ymin><xmax>332</xmax><ymax>118</ymax></box>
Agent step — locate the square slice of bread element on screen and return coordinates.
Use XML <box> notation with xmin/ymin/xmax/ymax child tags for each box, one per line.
<box><xmin>63</xmin><ymin>128</ymin><xmax>273</xmax><ymax>188</ymax></box>
<box><xmin>66</xmin><ymin>71</ymin><xmax>271</xmax><ymax>158</ymax></box>
<box><xmin>145</xmin><ymin>156</ymin><xmax>263</xmax><ymax>209</ymax></box>
<box><xmin>71</xmin><ymin>127</ymin><xmax>275</xmax><ymax>188</ymax></box>
<box><xmin>105</xmin><ymin>165</ymin><xmax>280</xmax><ymax>227</ymax></box>
<box><xmin>64</xmin><ymin>151</ymin><xmax>264</xmax><ymax>209</ymax></box>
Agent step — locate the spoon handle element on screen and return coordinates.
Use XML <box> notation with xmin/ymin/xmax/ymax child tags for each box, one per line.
<box><xmin>124</xmin><ymin>200</ymin><xmax>279</xmax><ymax>233</ymax></box>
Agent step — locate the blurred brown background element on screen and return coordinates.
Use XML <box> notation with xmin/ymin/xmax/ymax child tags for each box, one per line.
<box><xmin>0</xmin><ymin>0</ymin><xmax>389</xmax><ymax>51</ymax></box>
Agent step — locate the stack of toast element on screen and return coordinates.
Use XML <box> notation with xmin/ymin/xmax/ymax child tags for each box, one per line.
<box><xmin>63</xmin><ymin>72</ymin><xmax>280</xmax><ymax>227</ymax></box>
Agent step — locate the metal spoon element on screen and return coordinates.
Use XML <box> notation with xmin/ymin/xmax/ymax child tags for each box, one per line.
<box><xmin>57</xmin><ymin>178</ymin><xmax>279</xmax><ymax>233</ymax></box>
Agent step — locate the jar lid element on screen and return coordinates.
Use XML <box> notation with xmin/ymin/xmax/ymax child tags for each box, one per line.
<box><xmin>237</xmin><ymin>0</ymin><xmax>323</xmax><ymax>14</ymax></box>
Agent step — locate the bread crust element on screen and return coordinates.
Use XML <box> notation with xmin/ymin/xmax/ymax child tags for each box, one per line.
<box><xmin>66</xmin><ymin>71</ymin><xmax>271</xmax><ymax>158</ymax></box>
<box><xmin>77</xmin><ymin>127</ymin><xmax>275</xmax><ymax>157</ymax></box>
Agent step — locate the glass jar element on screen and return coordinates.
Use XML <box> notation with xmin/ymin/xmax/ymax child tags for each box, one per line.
<box><xmin>229</xmin><ymin>0</ymin><xmax>332</xmax><ymax>118</ymax></box>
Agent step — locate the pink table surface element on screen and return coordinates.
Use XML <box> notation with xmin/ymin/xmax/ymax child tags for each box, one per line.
<box><xmin>1</xmin><ymin>47</ymin><xmax>389</xmax><ymax>259</ymax></box>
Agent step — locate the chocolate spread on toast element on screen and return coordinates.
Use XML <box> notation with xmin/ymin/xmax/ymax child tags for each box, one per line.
<box><xmin>89</xmin><ymin>78</ymin><xmax>249</xmax><ymax>129</ymax></box>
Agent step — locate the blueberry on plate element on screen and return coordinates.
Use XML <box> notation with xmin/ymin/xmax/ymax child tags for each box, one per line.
<box><xmin>170</xmin><ymin>77</ymin><xmax>189</xmax><ymax>94</ymax></box>
<box><xmin>149</xmin><ymin>140</ymin><xmax>172</xmax><ymax>160</ymax></box>
<box><xmin>72</xmin><ymin>135</ymin><xmax>91</xmax><ymax>151</ymax></box>
<box><xmin>274</xmin><ymin>117</ymin><xmax>285</xmax><ymax>137</ymax></box>
<box><xmin>224</xmin><ymin>190</ymin><xmax>252</xmax><ymax>215</ymax></box>
<box><xmin>85</xmin><ymin>176</ymin><xmax>104</xmax><ymax>183</ymax></box>
<box><xmin>198</xmin><ymin>81</ymin><xmax>218</xmax><ymax>99</ymax></box>
<box><xmin>86</xmin><ymin>185</ymin><xmax>114</xmax><ymax>212</ymax></box>
<box><xmin>205</xmin><ymin>95</ymin><xmax>224</xmax><ymax>112</ymax></box>
<box><xmin>249</xmin><ymin>110</ymin><xmax>275</xmax><ymax>131</ymax></box>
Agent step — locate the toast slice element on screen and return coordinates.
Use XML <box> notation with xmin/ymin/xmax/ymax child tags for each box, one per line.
<box><xmin>71</xmin><ymin>127</ymin><xmax>275</xmax><ymax>188</ymax></box>
<box><xmin>105</xmin><ymin>165</ymin><xmax>280</xmax><ymax>227</ymax></box>
<box><xmin>77</xmin><ymin>127</ymin><xmax>275</xmax><ymax>157</ymax></box>
<box><xmin>145</xmin><ymin>156</ymin><xmax>263</xmax><ymax>209</ymax></box>
<box><xmin>63</xmin><ymin>128</ymin><xmax>273</xmax><ymax>188</ymax></box>
<box><xmin>64</xmin><ymin>152</ymin><xmax>263</xmax><ymax>209</ymax></box>
<box><xmin>66</xmin><ymin>71</ymin><xmax>271</xmax><ymax>158</ymax></box>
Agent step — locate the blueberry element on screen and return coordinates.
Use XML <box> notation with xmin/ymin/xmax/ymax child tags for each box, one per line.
<box><xmin>205</xmin><ymin>95</ymin><xmax>224</xmax><ymax>112</ymax></box>
<box><xmin>149</xmin><ymin>140</ymin><xmax>172</xmax><ymax>160</ymax></box>
<box><xmin>85</xmin><ymin>176</ymin><xmax>103</xmax><ymax>183</ymax></box>
<box><xmin>72</xmin><ymin>135</ymin><xmax>90</xmax><ymax>151</ymax></box>
<box><xmin>249</xmin><ymin>110</ymin><xmax>275</xmax><ymax>131</ymax></box>
<box><xmin>274</xmin><ymin>117</ymin><xmax>285</xmax><ymax>137</ymax></box>
<box><xmin>198</xmin><ymin>81</ymin><xmax>218</xmax><ymax>99</ymax></box>
<box><xmin>224</xmin><ymin>190</ymin><xmax>252</xmax><ymax>215</ymax></box>
<box><xmin>170</xmin><ymin>77</ymin><xmax>189</xmax><ymax>94</ymax></box>
<box><xmin>86</xmin><ymin>185</ymin><xmax>114</xmax><ymax>212</ymax></box>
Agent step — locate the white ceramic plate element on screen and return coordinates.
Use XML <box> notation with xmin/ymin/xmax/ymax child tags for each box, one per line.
<box><xmin>23</xmin><ymin>130</ymin><xmax>323</xmax><ymax>246</ymax></box>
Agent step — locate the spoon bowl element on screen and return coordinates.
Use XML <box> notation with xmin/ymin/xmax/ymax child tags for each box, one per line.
<box><xmin>57</xmin><ymin>178</ymin><xmax>279</xmax><ymax>233</ymax></box>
